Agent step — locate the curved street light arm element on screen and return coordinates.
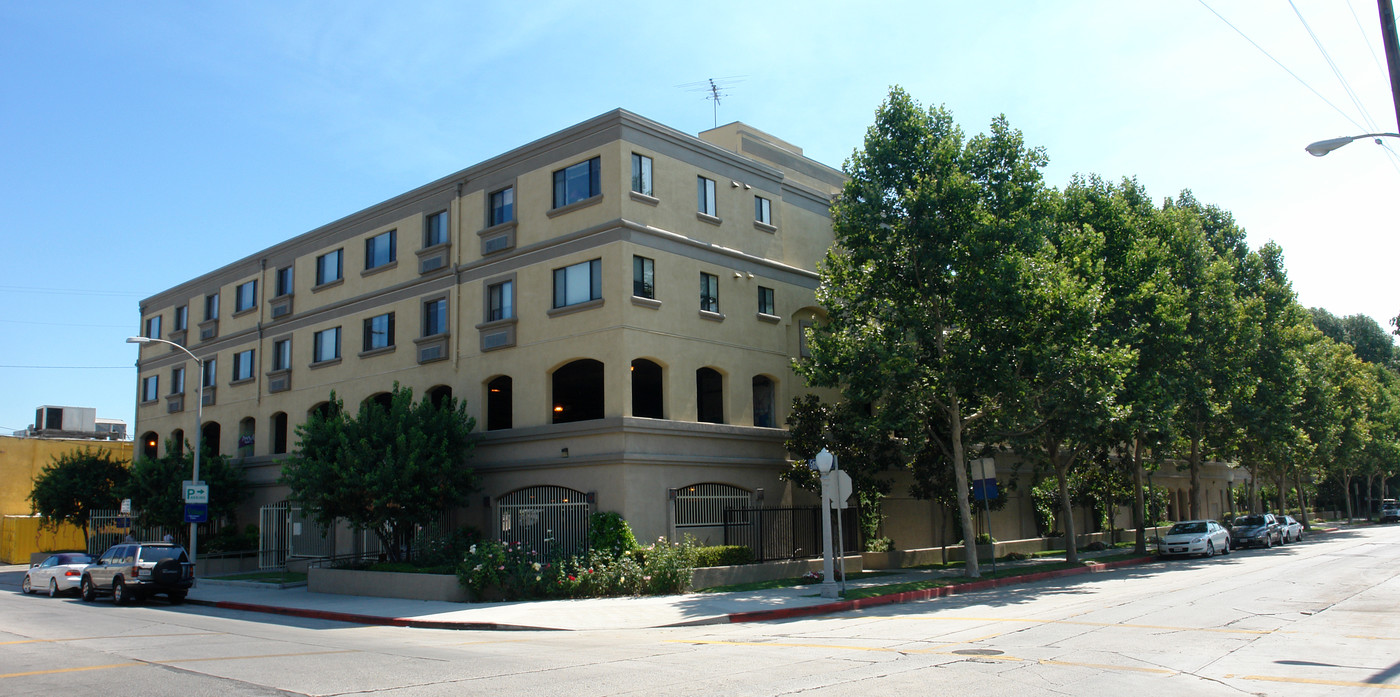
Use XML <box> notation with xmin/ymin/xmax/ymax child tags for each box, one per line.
<box><xmin>1305</xmin><ymin>132</ymin><xmax>1400</xmax><ymax>157</ymax></box>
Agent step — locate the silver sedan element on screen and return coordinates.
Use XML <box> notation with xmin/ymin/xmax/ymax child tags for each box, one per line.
<box><xmin>1157</xmin><ymin>520</ymin><xmax>1231</xmax><ymax>558</ymax></box>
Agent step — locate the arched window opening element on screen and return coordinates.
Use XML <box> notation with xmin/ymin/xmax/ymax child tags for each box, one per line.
<box><xmin>271</xmin><ymin>412</ymin><xmax>289</xmax><ymax>454</ymax></box>
<box><xmin>487</xmin><ymin>376</ymin><xmax>513</xmax><ymax>430</ymax></box>
<box><xmin>237</xmin><ymin>417</ymin><xmax>256</xmax><ymax>458</ymax></box>
<box><xmin>696</xmin><ymin>368</ymin><xmax>724</xmax><ymax>424</ymax></box>
<box><xmin>201</xmin><ymin>422</ymin><xmax>221</xmax><ymax>458</ymax></box>
<box><xmin>752</xmin><ymin>375</ymin><xmax>776</xmax><ymax>428</ymax></box>
<box><xmin>552</xmin><ymin>359</ymin><xmax>604</xmax><ymax>424</ymax></box>
<box><xmin>140</xmin><ymin>431</ymin><xmax>159</xmax><ymax>460</ymax></box>
<box><xmin>309</xmin><ymin>401</ymin><xmax>331</xmax><ymax>421</ymax></box>
<box><xmin>363</xmin><ymin>392</ymin><xmax>392</xmax><ymax>413</ymax></box>
<box><xmin>171</xmin><ymin>429</ymin><xmax>185</xmax><ymax>457</ymax></box>
<box><xmin>495</xmin><ymin>485</ymin><xmax>591</xmax><ymax>557</ymax></box>
<box><xmin>631</xmin><ymin>359</ymin><xmax>664</xmax><ymax>419</ymax></box>
<box><xmin>427</xmin><ymin>385</ymin><xmax>453</xmax><ymax>409</ymax></box>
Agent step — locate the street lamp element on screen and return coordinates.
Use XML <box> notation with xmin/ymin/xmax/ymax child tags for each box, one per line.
<box><xmin>1304</xmin><ymin>132</ymin><xmax>1400</xmax><ymax>157</ymax></box>
<box><xmin>810</xmin><ymin>448</ymin><xmax>839</xmax><ymax>599</ymax></box>
<box><xmin>126</xmin><ymin>336</ymin><xmax>203</xmax><ymax>568</ymax></box>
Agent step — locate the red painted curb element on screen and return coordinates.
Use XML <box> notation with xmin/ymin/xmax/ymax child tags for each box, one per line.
<box><xmin>192</xmin><ymin>599</ymin><xmax>514</xmax><ymax>631</ymax></box>
<box><xmin>727</xmin><ymin>556</ymin><xmax>1156</xmax><ymax>624</ymax></box>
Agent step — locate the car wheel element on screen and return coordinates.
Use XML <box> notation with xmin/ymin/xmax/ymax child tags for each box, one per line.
<box><xmin>1263</xmin><ymin>535</ymin><xmax>1271</xmax><ymax>549</ymax></box>
<box><xmin>1205</xmin><ymin>541</ymin><xmax>1215</xmax><ymax>558</ymax></box>
<box><xmin>168</xmin><ymin>591</ymin><xmax>186</xmax><ymax>604</ymax></box>
<box><xmin>113</xmin><ymin>579</ymin><xmax>128</xmax><ymax>606</ymax></box>
<box><xmin>21</xmin><ymin>575</ymin><xmax>33</xmax><ymax>594</ymax></box>
<box><xmin>80</xmin><ymin>577</ymin><xmax>96</xmax><ymax>602</ymax></box>
<box><xmin>1223</xmin><ymin>539</ymin><xmax>1231</xmax><ymax>555</ymax></box>
<box><xmin>49</xmin><ymin>579</ymin><xmax>59</xmax><ymax>597</ymax></box>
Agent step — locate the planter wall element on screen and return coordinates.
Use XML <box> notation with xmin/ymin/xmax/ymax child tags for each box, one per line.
<box><xmin>690</xmin><ymin>555</ymin><xmax>862</xmax><ymax>589</ymax></box>
<box><xmin>309</xmin><ymin>566</ymin><xmax>468</xmax><ymax>602</ymax></box>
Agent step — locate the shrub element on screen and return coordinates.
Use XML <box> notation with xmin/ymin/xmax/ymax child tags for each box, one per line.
<box><xmin>202</xmin><ymin>524</ymin><xmax>259</xmax><ymax>554</ymax></box>
<box><xmin>457</xmin><ymin>540</ymin><xmax>560</xmax><ymax>600</ymax></box>
<box><xmin>587</xmin><ymin>511</ymin><xmax>639</xmax><ymax>558</ymax></box>
<box><xmin>692</xmin><ymin>545</ymin><xmax>755</xmax><ymax>567</ymax></box>
<box><xmin>415</xmin><ymin>526</ymin><xmax>480</xmax><ymax>567</ymax></box>
<box><xmin>865</xmin><ymin>536</ymin><xmax>894</xmax><ymax>553</ymax></box>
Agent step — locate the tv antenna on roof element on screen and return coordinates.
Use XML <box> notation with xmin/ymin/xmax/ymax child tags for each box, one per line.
<box><xmin>677</xmin><ymin>76</ymin><xmax>745</xmax><ymax>128</ymax></box>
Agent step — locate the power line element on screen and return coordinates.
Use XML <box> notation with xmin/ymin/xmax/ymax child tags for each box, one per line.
<box><xmin>0</xmin><ymin>318</ymin><xmax>133</xmax><ymax>328</ymax></box>
<box><xmin>0</xmin><ymin>285</ymin><xmax>143</xmax><ymax>298</ymax></box>
<box><xmin>0</xmin><ymin>364</ymin><xmax>132</xmax><ymax>369</ymax></box>
<box><xmin>1348</xmin><ymin>0</ymin><xmax>1390</xmax><ymax>78</ymax></box>
<box><xmin>1291</xmin><ymin>0</ymin><xmax>1379</xmax><ymax>133</ymax></box>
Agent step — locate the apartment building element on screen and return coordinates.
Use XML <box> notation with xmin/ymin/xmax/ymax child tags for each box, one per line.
<box><xmin>131</xmin><ymin>109</ymin><xmax>845</xmax><ymax>545</ymax></box>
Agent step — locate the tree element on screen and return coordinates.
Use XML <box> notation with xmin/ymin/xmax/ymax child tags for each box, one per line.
<box><xmin>801</xmin><ymin>87</ymin><xmax>1068</xmax><ymax>577</ymax></box>
<box><xmin>28</xmin><ymin>448</ymin><xmax>130</xmax><ymax>546</ymax></box>
<box><xmin>281</xmin><ymin>384</ymin><xmax>479</xmax><ymax>562</ymax></box>
<box><xmin>126</xmin><ymin>439</ymin><xmax>249</xmax><ymax>530</ymax></box>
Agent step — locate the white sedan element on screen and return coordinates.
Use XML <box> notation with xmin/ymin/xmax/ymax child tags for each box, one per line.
<box><xmin>1157</xmin><ymin>520</ymin><xmax>1231</xmax><ymax>558</ymax></box>
<box><xmin>22</xmin><ymin>552</ymin><xmax>94</xmax><ymax>597</ymax></box>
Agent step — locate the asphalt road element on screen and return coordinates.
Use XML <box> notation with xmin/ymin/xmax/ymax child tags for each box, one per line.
<box><xmin>2</xmin><ymin>525</ymin><xmax>1397</xmax><ymax>696</ymax></box>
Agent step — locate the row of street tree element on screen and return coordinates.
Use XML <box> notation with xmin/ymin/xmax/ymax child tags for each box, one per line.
<box><xmin>788</xmin><ymin>87</ymin><xmax>1400</xmax><ymax>577</ymax></box>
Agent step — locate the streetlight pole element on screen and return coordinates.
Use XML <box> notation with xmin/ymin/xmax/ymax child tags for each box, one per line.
<box><xmin>810</xmin><ymin>448</ymin><xmax>838</xmax><ymax>599</ymax></box>
<box><xmin>1304</xmin><ymin>132</ymin><xmax>1400</xmax><ymax>156</ymax></box>
<box><xmin>127</xmin><ymin>336</ymin><xmax>202</xmax><ymax>567</ymax></box>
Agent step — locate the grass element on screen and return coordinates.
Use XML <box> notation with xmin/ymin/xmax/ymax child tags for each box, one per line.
<box><xmin>213</xmin><ymin>571</ymin><xmax>307</xmax><ymax>584</ymax></box>
<box><xmin>841</xmin><ymin>552</ymin><xmax>1146</xmax><ymax>601</ymax></box>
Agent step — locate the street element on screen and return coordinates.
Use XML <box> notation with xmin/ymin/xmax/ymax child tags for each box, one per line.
<box><xmin>3</xmin><ymin>525</ymin><xmax>1398</xmax><ymax>696</ymax></box>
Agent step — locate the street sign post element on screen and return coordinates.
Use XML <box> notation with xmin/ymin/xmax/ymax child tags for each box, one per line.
<box><xmin>183</xmin><ymin>481</ymin><xmax>209</xmax><ymax>504</ymax></box>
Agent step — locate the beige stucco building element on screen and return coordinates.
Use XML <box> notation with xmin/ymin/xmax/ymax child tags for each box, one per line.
<box><xmin>131</xmin><ymin>110</ymin><xmax>844</xmax><ymax>549</ymax></box>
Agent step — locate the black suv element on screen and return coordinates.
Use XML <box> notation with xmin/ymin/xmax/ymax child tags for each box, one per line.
<box><xmin>80</xmin><ymin>542</ymin><xmax>194</xmax><ymax>604</ymax></box>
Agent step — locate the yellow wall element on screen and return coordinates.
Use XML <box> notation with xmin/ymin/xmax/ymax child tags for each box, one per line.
<box><xmin>1</xmin><ymin>516</ymin><xmax>86</xmax><ymax>563</ymax></box>
<box><xmin>0</xmin><ymin>435</ymin><xmax>132</xmax><ymax>562</ymax></box>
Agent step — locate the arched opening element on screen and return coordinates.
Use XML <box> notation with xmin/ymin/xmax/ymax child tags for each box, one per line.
<box><xmin>171</xmin><ymin>429</ymin><xmax>185</xmax><ymax>457</ymax></box>
<box><xmin>696</xmin><ymin>367</ymin><xmax>724</xmax><ymax>424</ymax></box>
<box><xmin>201</xmin><ymin>422</ymin><xmax>221</xmax><ymax>457</ymax></box>
<box><xmin>752</xmin><ymin>375</ymin><xmax>776</xmax><ymax>428</ymax></box>
<box><xmin>486</xmin><ymin>376</ymin><xmax>513</xmax><ymax>430</ymax></box>
<box><xmin>363</xmin><ymin>392</ymin><xmax>393</xmax><ymax>413</ymax></box>
<box><xmin>552</xmin><ymin>359</ymin><xmax>604</xmax><ymax>424</ymax></box>
<box><xmin>271</xmin><ymin>412</ymin><xmax>289</xmax><ymax>454</ymax></box>
<box><xmin>631</xmin><ymin>359</ymin><xmax>664</xmax><ymax>419</ymax></box>
<box><xmin>427</xmin><ymin>385</ymin><xmax>453</xmax><ymax>409</ymax></box>
<box><xmin>309</xmin><ymin>401</ymin><xmax>332</xmax><ymax>420</ymax></box>
<box><xmin>496</xmin><ymin>485</ymin><xmax>591</xmax><ymax>556</ymax></box>
<box><xmin>140</xmin><ymin>431</ymin><xmax>158</xmax><ymax>460</ymax></box>
<box><xmin>237</xmin><ymin>417</ymin><xmax>256</xmax><ymax>458</ymax></box>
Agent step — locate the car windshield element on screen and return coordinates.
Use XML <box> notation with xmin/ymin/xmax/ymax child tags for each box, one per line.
<box><xmin>1234</xmin><ymin>515</ymin><xmax>1266</xmax><ymax>526</ymax></box>
<box><xmin>1168</xmin><ymin>522</ymin><xmax>1207</xmax><ymax>534</ymax></box>
<box><xmin>56</xmin><ymin>554</ymin><xmax>92</xmax><ymax>565</ymax></box>
<box><xmin>138</xmin><ymin>546</ymin><xmax>186</xmax><ymax>562</ymax></box>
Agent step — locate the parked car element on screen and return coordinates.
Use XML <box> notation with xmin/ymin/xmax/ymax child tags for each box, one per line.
<box><xmin>1157</xmin><ymin>520</ymin><xmax>1231</xmax><ymax>558</ymax></box>
<box><xmin>1277</xmin><ymin>515</ymin><xmax>1304</xmax><ymax>543</ymax></box>
<box><xmin>1230</xmin><ymin>513</ymin><xmax>1282</xmax><ymax>549</ymax></box>
<box><xmin>22</xmin><ymin>552</ymin><xmax>94</xmax><ymax>597</ymax></box>
<box><xmin>80</xmin><ymin>541</ymin><xmax>194</xmax><ymax>605</ymax></box>
<box><xmin>1381</xmin><ymin>500</ymin><xmax>1399</xmax><ymax>524</ymax></box>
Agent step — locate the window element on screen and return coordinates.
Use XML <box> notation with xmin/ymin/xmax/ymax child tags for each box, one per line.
<box><xmin>144</xmin><ymin>315</ymin><xmax>161</xmax><ymax>339</ymax></box>
<box><xmin>365</xmin><ymin>230</ymin><xmax>396</xmax><ymax>270</ymax></box>
<box><xmin>755</xmin><ymin>196</ymin><xmax>771</xmax><ymax>224</ymax></box>
<box><xmin>697</xmin><ymin>176</ymin><xmax>717</xmax><ymax>216</ymax></box>
<box><xmin>170</xmin><ymin>366</ymin><xmax>185</xmax><ymax>395</ymax></box>
<box><xmin>202</xmin><ymin>358</ymin><xmax>217</xmax><ymax>387</ymax></box>
<box><xmin>553</xmin><ymin>259</ymin><xmax>602</xmax><ymax>308</ymax></box>
<box><xmin>552</xmin><ymin>360</ymin><xmax>604</xmax><ymax>423</ymax></box>
<box><xmin>633</xmin><ymin>256</ymin><xmax>654</xmax><ymax>299</ymax></box>
<box><xmin>753</xmin><ymin>375</ymin><xmax>776</xmax><ymax>427</ymax></box>
<box><xmin>363</xmin><ymin>312</ymin><xmax>395</xmax><ymax>351</ymax></box>
<box><xmin>489</xmin><ymin>187</ymin><xmax>514</xmax><ymax>226</ymax></box>
<box><xmin>232</xmin><ymin>349</ymin><xmax>255</xmax><ymax>382</ymax></box>
<box><xmin>424</xmin><ymin>210</ymin><xmax>449</xmax><ymax>247</ymax></box>
<box><xmin>205</xmin><ymin>293</ymin><xmax>219</xmax><ymax>321</ymax></box>
<box><xmin>313</xmin><ymin>327</ymin><xmax>341</xmax><ymax>363</ymax></box>
<box><xmin>553</xmin><ymin>156</ymin><xmax>600</xmax><ymax>208</ymax></box>
<box><xmin>423</xmin><ymin>298</ymin><xmax>448</xmax><ymax>337</ymax></box>
<box><xmin>487</xmin><ymin>376</ymin><xmax>512</xmax><ymax>430</ymax></box>
<box><xmin>487</xmin><ymin>280</ymin><xmax>513</xmax><ymax>322</ymax></box>
<box><xmin>631</xmin><ymin>153</ymin><xmax>653</xmax><ymax>196</ymax></box>
<box><xmin>235</xmin><ymin>280</ymin><xmax>257</xmax><ymax>312</ymax></box>
<box><xmin>275</xmin><ymin>266</ymin><xmax>294</xmax><ymax>297</ymax></box>
<box><xmin>316</xmin><ymin>249</ymin><xmax>343</xmax><ymax>285</ymax></box>
<box><xmin>173</xmin><ymin>305</ymin><xmax>187</xmax><ymax>331</ymax></box>
<box><xmin>141</xmin><ymin>375</ymin><xmax>158</xmax><ymax>402</ymax></box>
<box><xmin>758</xmin><ymin>286</ymin><xmax>775</xmax><ymax>315</ymax></box>
<box><xmin>272</xmin><ymin>339</ymin><xmax>291</xmax><ymax>371</ymax></box>
<box><xmin>696</xmin><ymin>368</ymin><xmax>724</xmax><ymax>424</ymax></box>
<box><xmin>271</xmin><ymin>412</ymin><xmax>289</xmax><ymax>454</ymax></box>
<box><xmin>700</xmin><ymin>273</ymin><xmax>719</xmax><ymax>313</ymax></box>
<box><xmin>632</xmin><ymin>359</ymin><xmax>663</xmax><ymax>419</ymax></box>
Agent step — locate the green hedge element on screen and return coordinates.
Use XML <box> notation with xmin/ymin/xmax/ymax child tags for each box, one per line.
<box><xmin>692</xmin><ymin>545</ymin><xmax>755</xmax><ymax>567</ymax></box>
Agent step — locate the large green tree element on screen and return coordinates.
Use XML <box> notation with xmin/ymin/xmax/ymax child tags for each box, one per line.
<box><xmin>126</xmin><ymin>440</ymin><xmax>249</xmax><ymax>530</ymax></box>
<box><xmin>28</xmin><ymin>448</ymin><xmax>130</xmax><ymax>545</ymax></box>
<box><xmin>801</xmin><ymin>87</ymin><xmax>1073</xmax><ymax>577</ymax></box>
<box><xmin>281</xmin><ymin>384</ymin><xmax>479</xmax><ymax>562</ymax></box>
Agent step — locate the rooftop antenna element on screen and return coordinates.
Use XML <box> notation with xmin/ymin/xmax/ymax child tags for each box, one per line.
<box><xmin>677</xmin><ymin>76</ymin><xmax>745</xmax><ymax>128</ymax></box>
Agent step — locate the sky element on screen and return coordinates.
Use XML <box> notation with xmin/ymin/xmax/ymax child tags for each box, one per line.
<box><xmin>2</xmin><ymin>1</ymin><xmax>1397</xmax><ymax>437</ymax></box>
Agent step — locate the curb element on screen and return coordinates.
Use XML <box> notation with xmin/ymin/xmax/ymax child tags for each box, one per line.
<box><xmin>725</xmin><ymin>556</ymin><xmax>1156</xmax><ymax>624</ymax></box>
<box><xmin>184</xmin><ymin>597</ymin><xmax>547</xmax><ymax>631</ymax></box>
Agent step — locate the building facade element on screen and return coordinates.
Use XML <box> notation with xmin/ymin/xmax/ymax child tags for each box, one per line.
<box><xmin>131</xmin><ymin>110</ymin><xmax>845</xmax><ymax>545</ymax></box>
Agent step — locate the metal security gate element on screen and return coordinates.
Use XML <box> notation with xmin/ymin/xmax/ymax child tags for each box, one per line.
<box><xmin>87</xmin><ymin>509</ymin><xmax>209</xmax><ymax>556</ymax></box>
<box><xmin>258</xmin><ymin>502</ymin><xmax>334</xmax><ymax>569</ymax></box>
<box><xmin>722</xmin><ymin>507</ymin><xmax>860</xmax><ymax>562</ymax></box>
<box><xmin>495</xmin><ymin>486</ymin><xmax>592</xmax><ymax>559</ymax></box>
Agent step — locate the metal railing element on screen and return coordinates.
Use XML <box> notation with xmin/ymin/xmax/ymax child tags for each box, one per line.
<box><xmin>722</xmin><ymin>506</ymin><xmax>860</xmax><ymax>562</ymax></box>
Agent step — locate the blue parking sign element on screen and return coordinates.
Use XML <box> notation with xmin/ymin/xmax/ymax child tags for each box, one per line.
<box><xmin>183</xmin><ymin>504</ymin><xmax>208</xmax><ymax>523</ymax></box>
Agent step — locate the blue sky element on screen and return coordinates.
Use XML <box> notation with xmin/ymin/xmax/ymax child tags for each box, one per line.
<box><xmin>2</xmin><ymin>1</ymin><xmax>1397</xmax><ymax>436</ymax></box>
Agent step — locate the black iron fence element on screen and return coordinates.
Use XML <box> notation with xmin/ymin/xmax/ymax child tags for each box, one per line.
<box><xmin>721</xmin><ymin>507</ymin><xmax>860</xmax><ymax>562</ymax></box>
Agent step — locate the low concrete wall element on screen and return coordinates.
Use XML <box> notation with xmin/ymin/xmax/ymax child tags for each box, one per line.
<box><xmin>309</xmin><ymin>567</ymin><xmax>468</xmax><ymax>602</ymax></box>
<box><xmin>863</xmin><ymin>527</ymin><xmax>1171</xmax><ymax>570</ymax></box>
<box><xmin>197</xmin><ymin>552</ymin><xmax>260</xmax><ymax>578</ymax></box>
<box><xmin>691</xmin><ymin>555</ymin><xmax>862</xmax><ymax>589</ymax></box>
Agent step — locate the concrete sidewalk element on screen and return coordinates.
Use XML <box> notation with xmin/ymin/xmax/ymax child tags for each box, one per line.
<box><xmin>184</xmin><ymin>552</ymin><xmax>1157</xmax><ymax>631</ymax></box>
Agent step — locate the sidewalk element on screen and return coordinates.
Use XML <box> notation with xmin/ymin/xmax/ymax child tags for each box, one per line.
<box><xmin>184</xmin><ymin>550</ymin><xmax>1156</xmax><ymax>631</ymax></box>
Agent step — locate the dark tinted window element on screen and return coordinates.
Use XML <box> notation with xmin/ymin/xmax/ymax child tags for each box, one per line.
<box><xmin>55</xmin><ymin>553</ymin><xmax>92</xmax><ymax>565</ymax></box>
<box><xmin>138</xmin><ymin>546</ymin><xmax>187</xmax><ymax>562</ymax></box>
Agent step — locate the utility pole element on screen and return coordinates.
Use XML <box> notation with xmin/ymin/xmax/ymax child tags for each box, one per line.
<box><xmin>1380</xmin><ymin>0</ymin><xmax>1400</xmax><ymax>129</ymax></box>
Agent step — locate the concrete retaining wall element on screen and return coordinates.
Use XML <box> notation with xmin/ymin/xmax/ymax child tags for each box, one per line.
<box><xmin>309</xmin><ymin>567</ymin><xmax>468</xmax><ymax>602</ymax></box>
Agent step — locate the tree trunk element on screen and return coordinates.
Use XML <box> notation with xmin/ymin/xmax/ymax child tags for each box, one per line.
<box><xmin>1249</xmin><ymin>462</ymin><xmax>1261</xmax><ymax>513</ymax></box>
<box><xmin>1293</xmin><ymin>464</ymin><xmax>1310</xmax><ymax>528</ymax></box>
<box><xmin>1343</xmin><ymin>473</ymin><xmax>1354</xmax><ymax>522</ymax></box>
<box><xmin>1053</xmin><ymin>442</ymin><xmax>1079</xmax><ymax>565</ymax></box>
<box><xmin>1276</xmin><ymin>469</ymin><xmax>1287</xmax><ymax>515</ymax></box>
<box><xmin>1188</xmin><ymin>434</ymin><xmax>1202</xmax><ymax>519</ymax></box>
<box><xmin>1132</xmin><ymin>437</ymin><xmax>1147</xmax><ymax>555</ymax></box>
<box><xmin>1366</xmin><ymin>473</ymin><xmax>1376</xmax><ymax>519</ymax></box>
<box><xmin>949</xmin><ymin>390</ymin><xmax>980</xmax><ymax>578</ymax></box>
